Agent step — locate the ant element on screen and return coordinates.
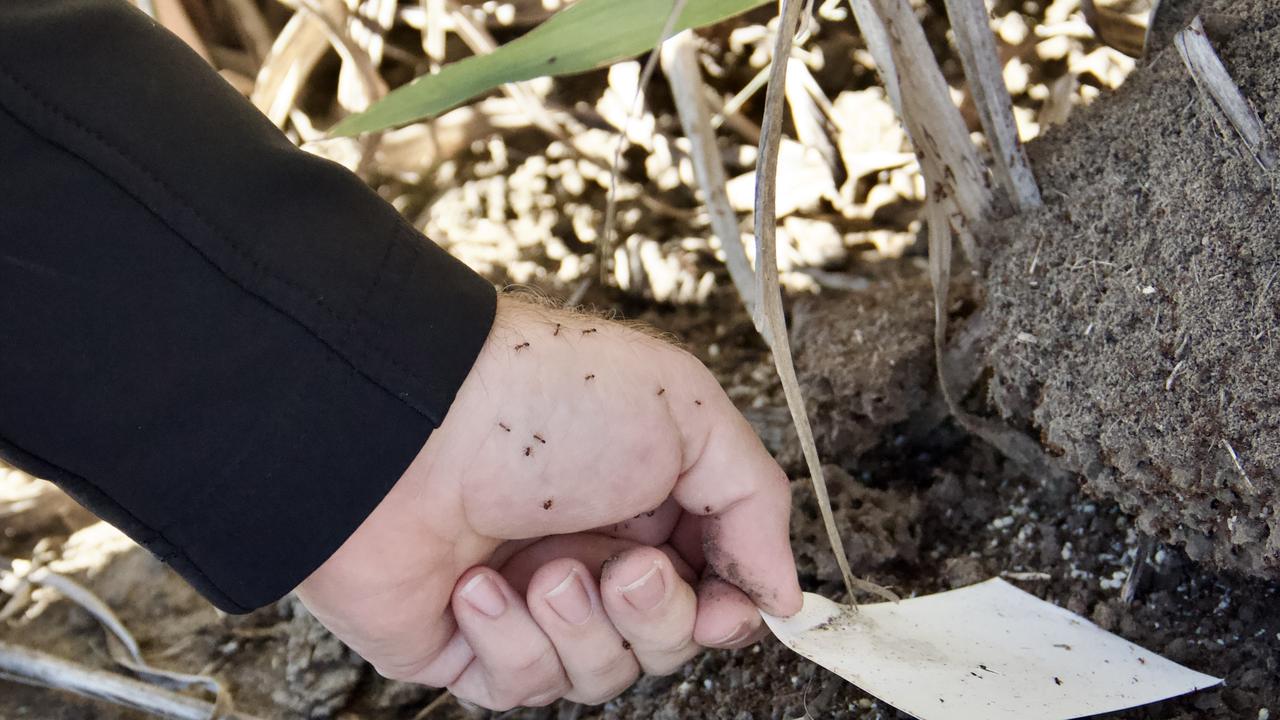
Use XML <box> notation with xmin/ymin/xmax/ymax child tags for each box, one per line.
<box><xmin>514</xmin><ymin>342</ymin><xmax>530</xmax><ymax>351</ymax></box>
<box><xmin>584</xmin><ymin>373</ymin><xmax>596</xmax><ymax>381</ymax></box>
<box><xmin>581</xmin><ymin>328</ymin><xmax>598</xmax><ymax>335</ymax></box>
<box><xmin>498</xmin><ymin>422</ymin><xmax>511</xmax><ymax>432</ymax></box>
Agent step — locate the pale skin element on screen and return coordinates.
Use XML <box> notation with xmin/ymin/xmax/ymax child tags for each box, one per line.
<box><xmin>295</xmin><ymin>296</ymin><xmax>803</xmax><ymax>710</ymax></box>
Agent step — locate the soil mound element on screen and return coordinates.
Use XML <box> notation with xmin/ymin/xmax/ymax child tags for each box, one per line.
<box><xmin>981</xmin><ymin>0</ymin><xmax>1280</xmax><ymax>580</ymax></box>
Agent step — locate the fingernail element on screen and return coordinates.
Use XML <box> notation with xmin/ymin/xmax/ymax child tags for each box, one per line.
<box><xmin>544</xmin><ymin>569</ymin><xmax>593</xmax><ymax>625</ymax></box>
<box><xmin>460</xmin><ymin>574</ymin><xmax>507</xmax><ymax>618</ymax></box>
<box><xmin>618</xmin><ymin>561</ymin><xmax>666</xmax><ymax>611</ymax></box>
<box><xmin>711</xmin><ymin>621</ymin><xmax>752</xmax><ymax>647</ymax></box>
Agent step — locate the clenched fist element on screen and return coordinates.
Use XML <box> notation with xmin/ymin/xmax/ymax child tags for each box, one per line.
<box><xmin>296</xmin><ymin>296</ymin><xmax>802</xmax><ymax>710</ymax></box>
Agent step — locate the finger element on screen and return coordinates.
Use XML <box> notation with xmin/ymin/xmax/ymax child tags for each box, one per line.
<box><xmin>498</xmin><ymin>533</ymin><xmax>695</xmax><ymax>595</ymax></box>
<box><xmin>593</xmin><ymin>496</ymin><xmax>682</xmax><ymax>546</ymax></box>
<box><xmin>669</xmin><ymin>378</ymin><xmax>803</xmax><ymax>617</ymax></box>
<box><xmin>692</xmin><ymin>575</ymin><xmax>766</xmax><ymax>649</ymax></box>
<box><xmin>668</xmin><ymin>511</ymin><xmax>705</xmax><ymax>575</ymax></box>
<box><xmin>448</xmin><ymin>568</ymin><xmax>570</xmax><ymax>711</ymax></box>
<box><xmin>526</xmin><ymin>559</ymin><xmax>640</xmax><ymax>705</ymax></box>
<box><xmin>599</xmin><ymin>547</ymin><xmax>700</xmax><ymax>676</ymax></box>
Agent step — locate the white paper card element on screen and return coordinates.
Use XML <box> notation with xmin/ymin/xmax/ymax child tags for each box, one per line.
<box><xmin>762</xmin><ymin>579</ymin><xmax>1220</xmax><ymax>720</ymax></box>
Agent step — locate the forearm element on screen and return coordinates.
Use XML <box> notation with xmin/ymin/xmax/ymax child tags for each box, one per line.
<box><xmin>0</xmin><ymin>0</ymin><xmax>495</xmax><ymax>612</ymax></box>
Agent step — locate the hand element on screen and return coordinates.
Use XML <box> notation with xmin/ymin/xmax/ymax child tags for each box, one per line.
<box><xmin>295</xmin><ymin>296</ymin><xmax>802</xmax><ymax>709</ymax></box>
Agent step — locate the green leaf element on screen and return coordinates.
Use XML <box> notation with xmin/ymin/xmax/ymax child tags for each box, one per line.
<box><xmin>331</xmin><ymin>0</ymin><xmax>770</xmax><ymax>136</ymax></box>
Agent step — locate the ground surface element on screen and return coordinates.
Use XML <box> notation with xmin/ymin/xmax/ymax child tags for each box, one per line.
<box><xmin>2</xmin><ymin>0</ymin><xmax>1277</xmax><ymax>718</ymax></box>
<box><xmin>3</xmin><ymin>277</ymin><xmax>1276</xmax><ymax>720</ymax></box>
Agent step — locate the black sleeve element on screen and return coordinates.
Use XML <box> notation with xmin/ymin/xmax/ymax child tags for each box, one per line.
<box><xmin>0</xmin><ymin>1</ymin><xmax>496</xmax><ymax>613</ymax></box>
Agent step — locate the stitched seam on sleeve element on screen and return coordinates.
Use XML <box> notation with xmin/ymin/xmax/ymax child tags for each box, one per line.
<box><xmin>0</xmin><ymin>67</ymin><xmax>441</xmax><ymax>423</ymax></box>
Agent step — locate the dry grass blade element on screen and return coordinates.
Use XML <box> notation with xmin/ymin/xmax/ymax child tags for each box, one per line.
<box><xmin>1175</xmin><ymin>16</ymin><xmax>1276</xmax><ymax>171</ymax></box>
<box><xmin>868</xmin><ymin>0</ymin><xmax>993</xmax><ymax>245</ymax></box>
<box><xmin>660</xmin><ymin>31</ymin><xmax>759</xmax><ymax>320</ymax></box>
<box><xmin>295</xmin><ymin>0</ymin><xmax>388</xmax><ymax>110</ymax></box>
<box><xmin>0</xmin><ymin>641</ymin><xmax>263</xmax><ymax>720</ymax></box>
<box><xmin>251</xmin><ymin>0</ymin><xmax>339</xmax><ymax>126</ymax></box>
<box><xmin>0</xmin><ymin>556</ymin><xmax>234</xmax><ymax>710</ymax></box>
<box><xmin>923</xmin><ymin>189</ymin><xmax>1069</xmax><ymax>485</ymax></box>
<box><xmin>753</xmin><ymin>0</ymin><xmax>895</xmax><ymax>605</ymax></box>
<box><xmin>399</xmin><ymin>2</ymin><xmax>607</xmax><ymax>173</ymax></box>
<box><xmin>599</xmin><ymin>0</ymin><xmax>691</xmax><ymax>284</ymax></box>
<box><xmin>1082</xmin><ymin>0</ymin><xmax>1148</xmax><ymax>58</ymax></box>
<box><xmin>337</xmin><ymin>0</ymin><xmax>396</xmax><ymax>112</ymax></box>
<box><xmin>784</xmin><ymin>62</ymin><xmax>838</xmax><ymax>174</ymax></box>
<box><xmin>943</xmin><ymin>0</ymin><xmax>1042</xmax><ymax>212</ymax></box>
<box><xmin>222</xmin><ymin>0</ymin><xmax>275</xmax><ymax>64</ymax></box>
<box><xmin>845</xmin><ymin>0</ymin><xmax>900</xmax><ymax>112</ymax></box>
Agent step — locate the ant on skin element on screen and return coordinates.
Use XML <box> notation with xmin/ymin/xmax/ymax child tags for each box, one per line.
<box><xmin>514</xmin><ymin>342</ymin><xmax>531</xmax><ymax>351</ymax></box>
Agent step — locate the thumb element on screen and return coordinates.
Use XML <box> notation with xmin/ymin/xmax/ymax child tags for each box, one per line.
<box><xmin>669</xmin><ymin>386</ymin><xmax>803</xmax><ymax>617</ymax></box>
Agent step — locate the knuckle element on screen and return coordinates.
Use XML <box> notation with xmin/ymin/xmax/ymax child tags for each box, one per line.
<box><xmin>639</xmin><ymin>644</ymin><xmax>700</xmax><ymax>676</ymax></box>
<box><xmin>506</xmin><ymin>642</ymin><xmax>560</xmax><ymax>676</ymax></box>
<box><xmin>578</xmin><ymin>650</ymin><xmax>635</xmax><ymax>686</ymax></box>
